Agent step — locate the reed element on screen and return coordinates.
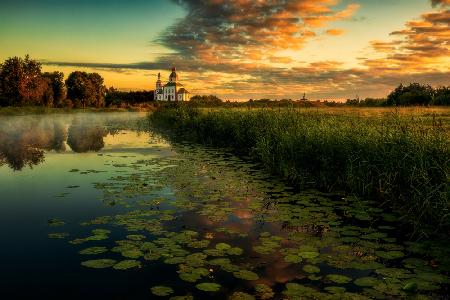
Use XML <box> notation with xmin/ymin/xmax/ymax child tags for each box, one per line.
<box><xmin>150</xmin><ymin>105</ymin><xmax>450</xmax><ymax>233</ymax></box>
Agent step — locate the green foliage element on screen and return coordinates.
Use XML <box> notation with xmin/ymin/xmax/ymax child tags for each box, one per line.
<box><xmin>42</xmin><ymin>71</ymin><xmax>65</xmax><ymax>107</ymax></box>
<box><xmin>189</xmin><ymin>95</ymin><xmax>222</xmax><ymax>106</ymax></box>
<box><xmin>66</xmin><ymin>71</ymin><xmax>106</xmax><ymax>108</ymax></box>
<box><xmin>387</xmin><ymin>83</ymin><xmax>444</xmax><ymax>106</ymax></box>
<box><xmin>433</xmin><ymin>86</ymin><xmax>450</xmax><ymax>106</ymax></box>
<box><xmin>150</xmin><ymin>107</ymin><xmax>450</xmax><ymax>233</ymax></box>
<box><xmin>105</xmin><ymin>87</ymin><xmax>154</xmax><ymax>107</ymax></box>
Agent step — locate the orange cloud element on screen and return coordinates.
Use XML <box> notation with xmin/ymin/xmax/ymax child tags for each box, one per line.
<box><xmin>325</xmin><ymin>28</ymin><xmax>345</xmax><ymax>36</ymax></box>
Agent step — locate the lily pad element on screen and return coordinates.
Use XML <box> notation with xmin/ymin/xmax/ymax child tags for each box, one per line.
<box><xmin>255</xmin><ymin>284</ymin><xmax>274</xmax><ymax>299</ymax></box>
<box><xmin>283</xmin><ymin>283</ymin><xmax>318</xmax><ymax>297</ymax></box>
<box><xmin>215</xmin><ymin>243</ymin><xmax>232</xmax><ymax>251</ymax></box>
<box><xmin>91</xmin><ymin>229</ymin><xmax>111</xmax><ymax>235</ymax></box>
<box><xmin>354</xmin><ymin>277</ymin><xmax>381</xmax><ymax>287</ymax></box>
<box><xmin>178</xmin><ymin>266</ymin><xmax>209</xmax><ymax>283</ymax></box>
<box><xmin>299</xmin><ymin>251</ymin><xmax>319</xmax><ymax>259</ymax></box>
<box><xmin>284</xmin><ymin>254</ymin><xmax>302</xmax><ymax>263</ymax></box>
<box><xmin>233</xmin><ymin>270</ymin><xmax>259</xmax><ymax>281</ymax></box>
<box><xmin>48</xmin><ymin>218</ymin><xmax>65</xmax><ymax>226</ymax></box>
<box><xmin>303</xmin><ymin>264</ymin><xmax>320</xmax><ymax>273</ymax></box>
<box><xmin>196</xmin><ymin>282</ymin><xmax>221</xmax><ymax>292</ymax></box>
<box><xmin>121</xmin><ymin>248</ymin><xmax>144</xmax><ymax>259</ymax></box>
<box><xmin>375</xmin><ymin>250</ymin><xmax>404</xmax><ymax>259</ymax></box>
<box><xmin>151</xmin><ymin>286</ymin><xmax>174</xmax><ymax>296</ymax></box>
<box><xmin>326</xmin><ymin>274</ymin><xmax>352</xmax><ymax>284</ymax></box>
<box><xmin>48</xmin><ymin>232</ymin><xmax>69</xmax><ymax>239</ymax></box>
<box><xmin>81</xmin><ymin>259</ymin><xmax>116</xmax><ymax>269</ymax></box>
<box><xmin>227</xmin><ymin>247</ymin><xmax>244</xmax><ymax>256</ymax></box>
<box><xmin>79</xmin><ymin>247</ymin><xmax>108</xmax><ymax>255</ymax></box>
<box><xmin>113</xmin><ymin>259</ymin><xmax>141</xmax><ymax>270</ymax></box>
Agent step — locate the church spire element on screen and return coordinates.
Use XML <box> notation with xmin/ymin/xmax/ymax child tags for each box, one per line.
<box><xmin>169</xmin><ymin>66</ymin><xmax>178</xmax><ymax>82</ymax></box>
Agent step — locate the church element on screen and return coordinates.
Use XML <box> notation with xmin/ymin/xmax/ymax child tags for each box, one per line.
<box><xmin>154</xmin><ymin>67</ymin><xmax>191</xmax><ymax>101</ymax></box>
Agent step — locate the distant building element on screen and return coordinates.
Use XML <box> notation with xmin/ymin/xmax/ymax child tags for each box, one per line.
<box><xmin>154</xmin><ymin>67</ymin><xmax>190</xmax><ymax>101</ymax></box>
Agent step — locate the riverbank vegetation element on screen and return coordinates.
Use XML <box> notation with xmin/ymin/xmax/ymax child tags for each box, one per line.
<box><xmin>150</xmin><ymin>105</ymin><xmax>450</xmax><ymax>236</ymax></box>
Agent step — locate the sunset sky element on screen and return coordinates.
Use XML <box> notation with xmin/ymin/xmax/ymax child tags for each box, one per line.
<box><xmin>1</xmin><ymin>0</ymin><xmax>449</xmax><ymax>100</ymax></box>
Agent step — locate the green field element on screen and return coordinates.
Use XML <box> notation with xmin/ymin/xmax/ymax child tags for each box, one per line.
<box><xmin>150</xmin><ymin>105</ymin><xmax>450</xmax><ymax>235</ymax></box>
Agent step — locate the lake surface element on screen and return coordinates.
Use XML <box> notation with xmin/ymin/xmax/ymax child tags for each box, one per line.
<box><xmin>0</xmin><ymin>112</ymin><xmax>448</xmax><ymax>300</ymax></box>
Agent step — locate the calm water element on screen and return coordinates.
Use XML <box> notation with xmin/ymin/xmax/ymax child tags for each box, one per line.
<box><xmin>0</xmin><ymin>112</ymin><xmax>448</xmax><ymax>300</ymax></box>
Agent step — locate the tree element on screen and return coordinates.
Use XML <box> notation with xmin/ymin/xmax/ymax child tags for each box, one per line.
<box><xmin>0</xmin><ymin>55</ymin><xmax>47</xmax><ymax>106</ymax></box>
<box><xmin>66</xmin><ymin>71</ymin><xmax>105</xmax><ymax>108</ymax></box>
<box><xmin>42</xmin><ymin>71</ymin><xmax>66</xmax><ymax>107</ymax></box>
<box><xmin>432</xmin><ymin>86</ymin><xmax>450</xmax><ymax>106</ymax></box>
<box><xmin>387</xmin><ymin>83</ymin><xmax>434</xmax><ymax>106</ymax></box>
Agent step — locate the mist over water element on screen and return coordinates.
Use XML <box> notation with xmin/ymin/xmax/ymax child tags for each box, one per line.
<box><xmin>0</xmin><ymin>112</ymin><xmax>148</xmax><ymax>170</ymax></box>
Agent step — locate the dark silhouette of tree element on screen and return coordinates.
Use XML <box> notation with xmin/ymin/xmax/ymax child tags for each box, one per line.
<box><xmin>387</xmin><ymin>83</ymin><xmax>434</xmax><ymax>106</ymax></box>
<box><xmin>65</xmin><ymin>71</ymin><xmax>105</xmax><ymax>108</ymax></box>
<box><xmin>432</xmin><ymin>86</ymin><xmax>450</xmax><ymax>106</ymax></box>
<box><xmin>42</xmin><ymin>71</ymin><xmax>66</xmax><ymax>107</ymax></box>
<box><xmin>0</xmin><ymin>55</ymin><xmax>48</xmax><ymax>106</ymax></box>
<box><xmin>105</xmin><ymin>87</ymin><xmax>154</xmax><ymax>106</ymax></box>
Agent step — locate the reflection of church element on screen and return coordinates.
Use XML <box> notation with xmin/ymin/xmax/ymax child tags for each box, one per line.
<box><xmin>154</xmin><ymin>67</ymin><xmax>191</xmax><ymax>101</ymax></box>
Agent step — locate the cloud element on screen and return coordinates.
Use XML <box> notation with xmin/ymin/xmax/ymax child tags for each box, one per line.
<box><xmin>363</xmin><ymin>8</ymin><xmax>450</xmax><ymax>73</ymax></box>
<box><xmin>431</xmin><ymin>0</ymin><xmax>450</xmax><ymax>7</ymax></box>
<box><xmin>158</xmin><ymin>0</ymin><xmax>359</xmax><ymax>64</ymax></box>
<box><xmin>42</xmin><ymin>1</ymin><xmax>449</xmax><ymax>100</ymax></box>
<box><xmin>325</xmin><ymin>28</ymin><xmax>345</xmax><ymax>36</ymax></box>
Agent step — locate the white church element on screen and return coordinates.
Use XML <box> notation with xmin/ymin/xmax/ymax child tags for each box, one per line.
<box><xmin>154</xmin><ymin>67</ymin><xmax>191</xmax><ymax>101</ymax></box>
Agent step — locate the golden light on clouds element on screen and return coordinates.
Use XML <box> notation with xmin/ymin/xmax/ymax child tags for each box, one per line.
<box><xmin>30</xmin><ymin>0</ymin><xmax>449</xmax><ymax>100</ymax></box>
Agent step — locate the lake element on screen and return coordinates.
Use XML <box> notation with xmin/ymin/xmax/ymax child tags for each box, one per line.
<box><xmin>0</xmin><ymin>112</ymin><xmax>448</xmax><ymax>299</ymax></box>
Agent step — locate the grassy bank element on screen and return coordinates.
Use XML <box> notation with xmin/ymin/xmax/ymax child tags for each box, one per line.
<box><xmin>150</xmin><ymin>106</ymin><xmax>450</xmax><ymax>234</ymax></box>
<box><xmin>0</xmin><ymin>105</ymin><xmax>157</xmax><ymax>116</ymax></box>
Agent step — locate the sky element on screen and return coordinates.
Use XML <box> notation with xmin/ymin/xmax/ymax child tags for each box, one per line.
<box><xmin>0</xmin><ymin>0</ymin><xmax>449</xmax><ymax>100</ymax></box>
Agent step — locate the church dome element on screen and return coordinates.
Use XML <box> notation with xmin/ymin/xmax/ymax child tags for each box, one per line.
<box><xmin>169</xmin><ymin>66</ymin><xmax>179</xmax><ymax>82</ymax></box>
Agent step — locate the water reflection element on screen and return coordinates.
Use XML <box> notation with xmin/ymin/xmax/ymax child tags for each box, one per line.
<box><xmin>67</xmin><ymin>118</ymin><xmax>106</xmax><ymax>153</ymax></box>
<box><xmin>0</xmin><ymin>113</ymin><xmax>144</xmax><ymax>170</ymax></box>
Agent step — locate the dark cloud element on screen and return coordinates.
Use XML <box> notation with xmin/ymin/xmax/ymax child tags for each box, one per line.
<box><xmin>431</xmin><ymin>0</ymin><xmax>450</xmax><ymax>7</ymax></box>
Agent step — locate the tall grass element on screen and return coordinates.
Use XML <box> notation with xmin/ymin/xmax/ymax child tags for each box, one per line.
<box><xmin>150</xmin><ymin>106</ymin><xmax>450</xmax><ymax>233</ymax></box>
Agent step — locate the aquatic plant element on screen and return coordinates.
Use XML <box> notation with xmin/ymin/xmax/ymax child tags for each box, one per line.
<box><xmin>81</xmin><ymin>259</ymin><xmax>116</xmax><ymax>269</ymax></box>
<box><xmin>150</xmin><ymin>106</ymin><xmax>450</xmax><ymax>233</ymax></box>
<box><xmin>151</xmin><ymin>286</ymin><xmax>174</xmax><ymax>296</ymax></box>
<box><xmin>195</xmin><ymin>282</ymin><xmax>221</xmax><ymax>292</ymax></box>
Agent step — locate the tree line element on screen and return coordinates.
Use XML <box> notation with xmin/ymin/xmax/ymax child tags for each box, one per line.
<box><xmin>1</xmin><ymin>55</ymin><xmax>448</xmax><ymax>108</ymax></box>
<box><xmin>346</xmin><ymin>83</ymin><xmax>449</xmax><ymax>107</ymax></box>
<box><xmin>0</xmin><ymin>55</ymin><xmax>154</xmax><ymax>108</ymax></box>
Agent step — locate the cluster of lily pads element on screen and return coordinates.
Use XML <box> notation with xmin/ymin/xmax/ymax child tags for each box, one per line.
<box><xmin>49</xmin><ymin>141</ymin><xmax>449</xmax><ymax>299</ymax></box>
